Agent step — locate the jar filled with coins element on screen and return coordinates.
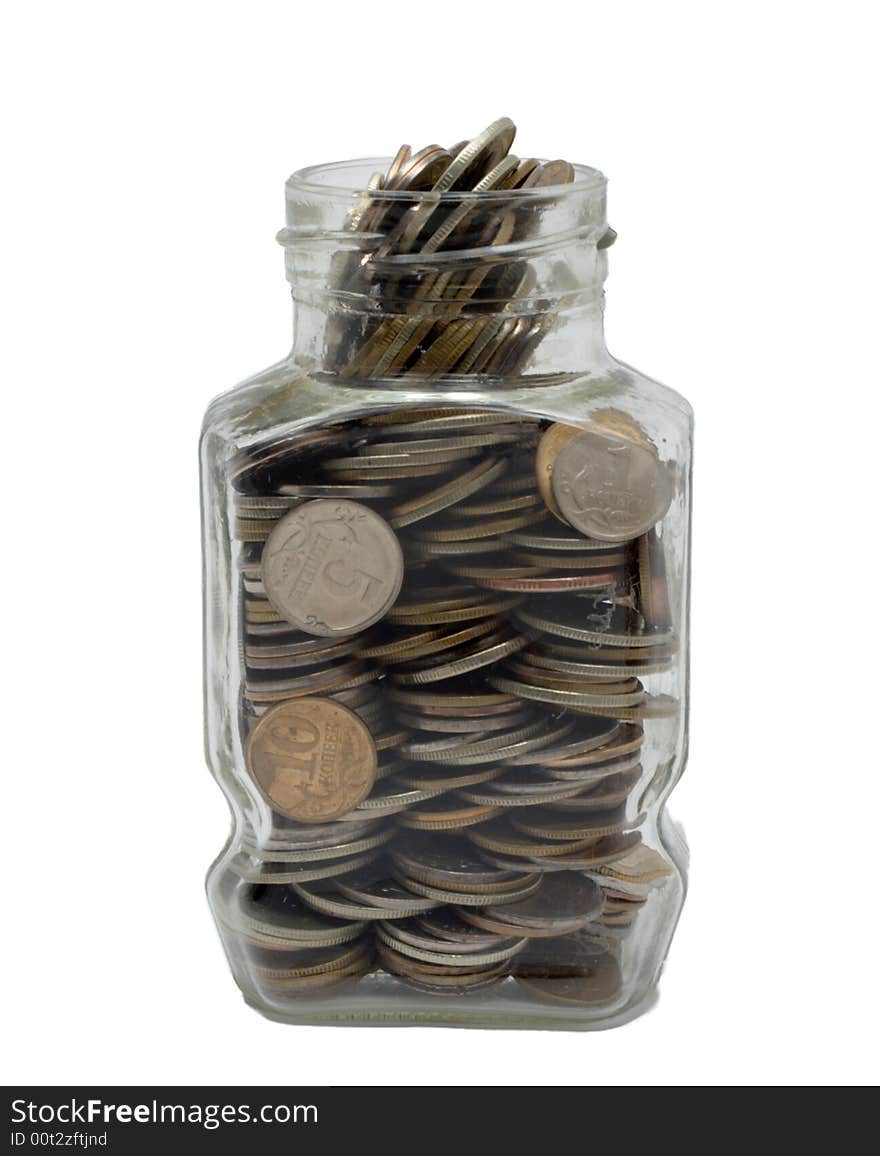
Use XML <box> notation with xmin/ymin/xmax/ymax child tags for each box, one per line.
<box><xmin>201</xmin><ymin>119</ymin><xmax>693</xmax><ymax>1028</ymax></box>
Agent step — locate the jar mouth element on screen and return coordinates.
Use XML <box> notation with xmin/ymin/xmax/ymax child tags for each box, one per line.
<box><xmin>287</xmin><ymin>157</ymin><xmax>607</xmax><ymax>203</ymax></box>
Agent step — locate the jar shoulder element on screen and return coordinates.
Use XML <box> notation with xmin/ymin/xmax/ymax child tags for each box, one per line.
<box><xmin>606</xmin><ymin>356</ymin><xmax>694</xmax><ymax>426</ymax></box>
<box><xmin>199</xmin><ymin>353</ymin><xmax>693</xmax><ymax>460</ymax></box>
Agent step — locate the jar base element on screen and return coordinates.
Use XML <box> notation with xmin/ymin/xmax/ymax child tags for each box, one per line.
<box><xmin>240</xmin><ymin>974</ymin><xmax>661</xmax><ymax>1032</ymax></box>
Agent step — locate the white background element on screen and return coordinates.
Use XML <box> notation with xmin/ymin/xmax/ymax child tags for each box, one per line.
<box><xmin>2</xmin><ymin>1</ymin><xmax>878</xmax><ymax>1087</ymax></box>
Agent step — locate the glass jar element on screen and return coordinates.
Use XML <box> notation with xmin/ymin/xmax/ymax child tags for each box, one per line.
<box><xmin>201</xmin><ymin>143</ymin><xmax>693</xmax><ymax>1029</ymax></box>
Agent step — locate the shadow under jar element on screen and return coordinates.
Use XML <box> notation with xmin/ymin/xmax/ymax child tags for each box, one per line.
<box><xmin>201</xmin><ymin>128</ymin><xmax>693</xmax><ymax>1029</ymax></box>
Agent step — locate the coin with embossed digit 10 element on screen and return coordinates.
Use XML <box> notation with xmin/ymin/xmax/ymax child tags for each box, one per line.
<box><xmin>245</xmin><ymin>697</ymin><xmax>377</xmax><ymax>823</ymax></box>
<box><xmin>262</xmin><ymin>499</ymin><xmax>404</xmax><ymax>637</ymax></box>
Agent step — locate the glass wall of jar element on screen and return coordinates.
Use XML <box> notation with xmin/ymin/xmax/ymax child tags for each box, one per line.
<box><xmin>202</xmin><ymin>123</ymin><xmax>693</xmax><ymax>1028</ymax></box>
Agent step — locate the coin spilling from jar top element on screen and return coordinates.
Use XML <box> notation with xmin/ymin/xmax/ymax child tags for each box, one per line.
<box><xmin>228</xmin><ymin>119</ymin><xmax>679</xmax><ymax>1008</ymax></box>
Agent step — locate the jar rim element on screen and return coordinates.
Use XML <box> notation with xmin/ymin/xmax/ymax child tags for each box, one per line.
<box><xmin>287</xmin><ymin>157</ymin><xmax>607</xmax><ymax>202</ymax></box>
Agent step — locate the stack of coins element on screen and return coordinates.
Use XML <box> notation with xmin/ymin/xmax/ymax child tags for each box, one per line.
<box><xmin>219</xmin><ymin>120</ymin><xmax>678</xmax><ymax>1009</ymax></box>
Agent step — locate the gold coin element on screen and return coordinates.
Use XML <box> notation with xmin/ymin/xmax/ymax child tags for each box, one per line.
<box><xmin>245</xmin><ymin>697</ymin><xmax>377</xmax><ymax>823</ymax></box>
<box><xmin>385</xmin><ymin>144</ymin><xmax>411</xmax><ymax>186</ymax></box>
<box><xmin>388</xmin><ymin>595</ymin><xmax>520</xmax><ymax>626</ymax></box>
<box><xmin>535</xmin><ymin>422</ymin><xmax>581</xmax><ymax>521</ymax></box>
<box><xmin>394</xmin><ymin>765</ymin><xmax>503</xmax><ymax>792</ymax></box>
<box><xmin>396</xmin><ymin>800</ymin><xmax>503</xmax><ymax>832</ymax></box>
<box><xmin>413</xmin><ymin>508</ymin><xmax>545</xmax><ymax>543</ymax></box>
<box><xmin>389</xmin><ymin>457</ymin><xmax>505</xmax><ymax>528</ymax></box>
<box><xmin>364</xmin><ymin>617</ymin><xmax>501</xmax><ymax>664</ymax></box>
<box><xmin>593</xmin><ymin>844</ymin><xmax>674</xmax><ymax>889</ymax></box>
<box><xmin>391</xmin><ymin>632</ymin><xmax>528</xmax><ymax>685</ymax></box>
<box><xmin>637</xmin><ymin>528</ymin><xmax>673</xmax><ymax>630</ymax></box>
<box><xmin>458</xmin><ymin>492</ymin><xmax>541</xmax><ymax>517</ymax></box>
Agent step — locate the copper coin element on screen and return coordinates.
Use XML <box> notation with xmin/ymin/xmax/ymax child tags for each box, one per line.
<box><xmin>515</xmin><ymin>949</ymin><xmax>622</xmax><ymax>1006</ymax></box>
<box><xmin>245</xmin><ymin>697</ymin><xmax>377</xmax><ymax>823</ymax></box>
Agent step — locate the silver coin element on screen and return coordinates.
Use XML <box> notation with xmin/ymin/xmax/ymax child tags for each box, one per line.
<box><xmin>394</xmin><ymin>872</ymin><xmax>542</xmax><ymax>908</ymax></box>
<box><xmin>229</xmin><ymin>848</ymin><xmax>378</xmax><ymax>885</ymax></box>
<box><xmin>262</xmin><ymin>499</ymin><xmax>404</xmax><ymax>637</ymax></box>
<box><xmin>391</xmin><ymin>834</ymin><xmax>517</xmax><ymax>887</ymax></box>
<box><xmin>415</xmin><ymin>909</ymin><xmax>519</xmax><ymax>950</ymax></box>
<box><xmin>552</xmin><ymin>429</ymin><xmax>673</xmax><ymax>542</ymax></box>
<box><xmin>536</xmin><ymin>751</ymin><xmax>643</xmax><ymax>785</ymax></box>
<box><xmin>385</xmin><ymin>916</ymin><xmax>520</xmax><ymax>957</ymax></box>
<box><xmin>501</xmin><ymin>717</ymin><xmax>620</xmax><ymax>765</ymax></box>
<box><xmin>338</xmin><ymin>780</ymin><xmax>445</xmax><ymax>818</ymax></box>
<box><xmin>335</xmin><ymin>863</ymin><xmax>444</xmax><ymax>911</ymax></box>
<box><xmin>375</xmin><ymin>924</ymin><xmax>526</xmax><ymax>968</ymax></box>
<box><xmin>221</xmin><ymin>876</ymin><xmax>368</xmax><ymax>946</ymax></box>
<box><xmin>276</xmin><ymin>482</ymin><xmax>397</xmax><ymax>499</ymax></box>
<box><xmin>458</xmin><ymin>776</ymin><xmax>589</xmax><ymax>803</ymax></box>
<box><xmin>479</xmin><ymin>871</ymin><xmax>605</xmax><ymax>931</ymax></box>
<box><xmin>511</xmin><ymin>805</ymin><xmax>632</xmax><ymax>841</ymax></box>
<box><xmin>293</xmin><ymin>880</ymin><xmax>440</xmax><ymax>920</ymax></box>
<box><xmin>240</xmin><ymin>826</ymin><xmax>392</xmax><ymax>863</ymax></box>
<box><xmin>259</xmin><ymin>816</ymin><xmax>380</xmax><ymax>848</ymax></box>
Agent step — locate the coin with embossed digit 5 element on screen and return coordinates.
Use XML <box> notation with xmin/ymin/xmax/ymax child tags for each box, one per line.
<box><xmin>245</xmin><ymin>697</ymin><xmax>377</xmax><ymax>823</ymax></box>
<box><xmin>262</xmin><ymin>499</ymin><xmax>404</xmax><ymax>637</ymax></box>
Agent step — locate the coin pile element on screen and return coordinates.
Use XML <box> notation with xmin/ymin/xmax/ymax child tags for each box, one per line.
<box><xmin>219</xmin><ymin>120</ymin><xmax>677</xmax><ymax>1009</ymax></box>
<box><xmin>320</xmin><ymin>117</ymin><xmax>603</xmax><ymax>384</ymax></box>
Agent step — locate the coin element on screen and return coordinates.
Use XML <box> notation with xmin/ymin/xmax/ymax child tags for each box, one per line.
<box><xmin>262</xmin><ymin>499</ymin><xmax>403</xmax><ymax>637</ymax></box>
<box><xmin>502</xmin><ymin>716</ymin><xmax>620</xmax><ymax>765</ymax></box>
<box><xmin>486</xmin><ymin>673</ymin><xmax>647</xmax><ymax>711</ymax></box>
<box><xmin>253</xmin><ymin>950</ymin><xmax>374</xmax><ymax>993</ymax></box>
<box><xmin>389</xmin><ymin>457</ymin><xmax>506</xmax><ymax>528</ymax></box>
<box><xmin>590</xmin><ymin>843</ymin><xmax>674</xmax><ymax>894</ymax></box>
<box><xmin>229</xmin><ymin>848</ymin><xmax>379</xmax><ymax>884</ymax></box>
<box><xmin>488</xmin><ymin>832</ymin><xmax>642</xmax><ymax>871</ymax></box>
<box><xmin>221</xmin><ymin>878</ymin><xmax>368</xmax><ymax>948</ymax></box>
<box><xmin>552</xmin><ymin>428</ymin><xmax>673</xmax><ymax>542</ymax></box>
<box><xmin>510</xmin><ymin>806</ymin><xmax>634</xmax><ymax>841</ymax></box>
<box><xmin>339</xmin><ymin>779</ymin><xmax>445</xmax><ymax>818</ymax></box>
<box><xmin>467</xmin><ymin>872</ymin><xmax>604</xmax><ymax>937</ymax></box>
<box><xmin>375</xmin><ymin>940</ymin><xmax>509</xmax><ymax>983</ymax></box>
<box><xmin>240</xmin><ymin>826</ymin><xmax>392</xmax><ymax>863</ymax></box>
<box><xmin>390</xmin><ymin>834</ymin><xmax>518</xmax><ymax>888</ymax></box>
<box><xmin>467</xmin><ymin>820</ymin><xmax>605</xmax><ymax>860</ymax></box>
<box><xmin>456</xmin><ymin>780</ymin><xmax>587</xmax><ymax>807</ymax></box>
<box><xmin>220</xmin><ymin>119</ymin><xmax>687</xmax><ymax>1010</ymax></box>
<box><xmin>395</xmin><ymin>796</ymin><xmax>502</xmax><ymax>832</ymax></box>
<box><xmin>276</xmin><ymin>482</ymin><xmax>397</xmax><ymax>499</ymax></box>
<box><xmin>391</xmin><ymin>630</ymin><xmax>528</xmax><ymax>685</ymax></box>
<box><xmin>335</xmin><ymin>863</ymin><xmax>445</xmax><ymax>911</ymax></box>
<box><xmin>514</xmin><ymin>601</ymin><xmax>674</xmax><ymax>648</ymax></box>
<box><xmin>637</xmin><ymin>528</ymin><xmax>673</xmax><ymax>629</ymax></box>
<box><xmin>393</xmin><ymin>871</ymin><xmax>542</xmax><ymax>908</ymax></box>
<box><xmin>536</xmin><ymin>422</ymin><xmax>579</xmax><ymax>520</ymax></box>
<box><xmin>416</xmin><ymin>909</ymin><xmax>518</xmax><ymax>950</ymax></box>
<box><xmin>245</xmin><ymin>697</ymin><xmax>377</xmax><ymax>822</ymax></box>
<box><xmin>506</xmin><ymin>526</ymin><xmax>617</xmax><ymax>551</ymax></box>
<box><xmin>293</xmin><ymin>880</ymin><xmax>440</xmax><ymax>920</ymax></box>
<box><xmin>385</xmin><ymin>916</ymin><xmax>517</xmax><ymax>955</ymax></box>
<box><xmin>401</xmin><ymin>717</ymin><xmax>545</xmax><ymax>761</ymax></box>
<box><xmin>541</xmin><ymin>765</ymin><xmax>642</xmax><ymax>808</ymax></box>
<box><xmin>375</xmin><ymin>924</ymin><xmax>526</xmax><ymax>968</ymax></box>
<box><xmin>248</xmin><ymin>939</ymin><xmax>369</xmax><ymax>979</ymax></box>
<box><xmin>393</xmin><ymin>765</ymin><xmax>502</xmax><ymax>792</ymax></box>
<box><xmin>515</xmin><ymin>948</ymin><xmax>622</xmax><ymax>1006</ymax></box>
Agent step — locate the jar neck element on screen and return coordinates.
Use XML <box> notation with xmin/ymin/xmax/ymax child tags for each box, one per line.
<box><xmin>279</xmin><ymin>159</ymin><xmax>611</xmax><ymax>386</ymax></box>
